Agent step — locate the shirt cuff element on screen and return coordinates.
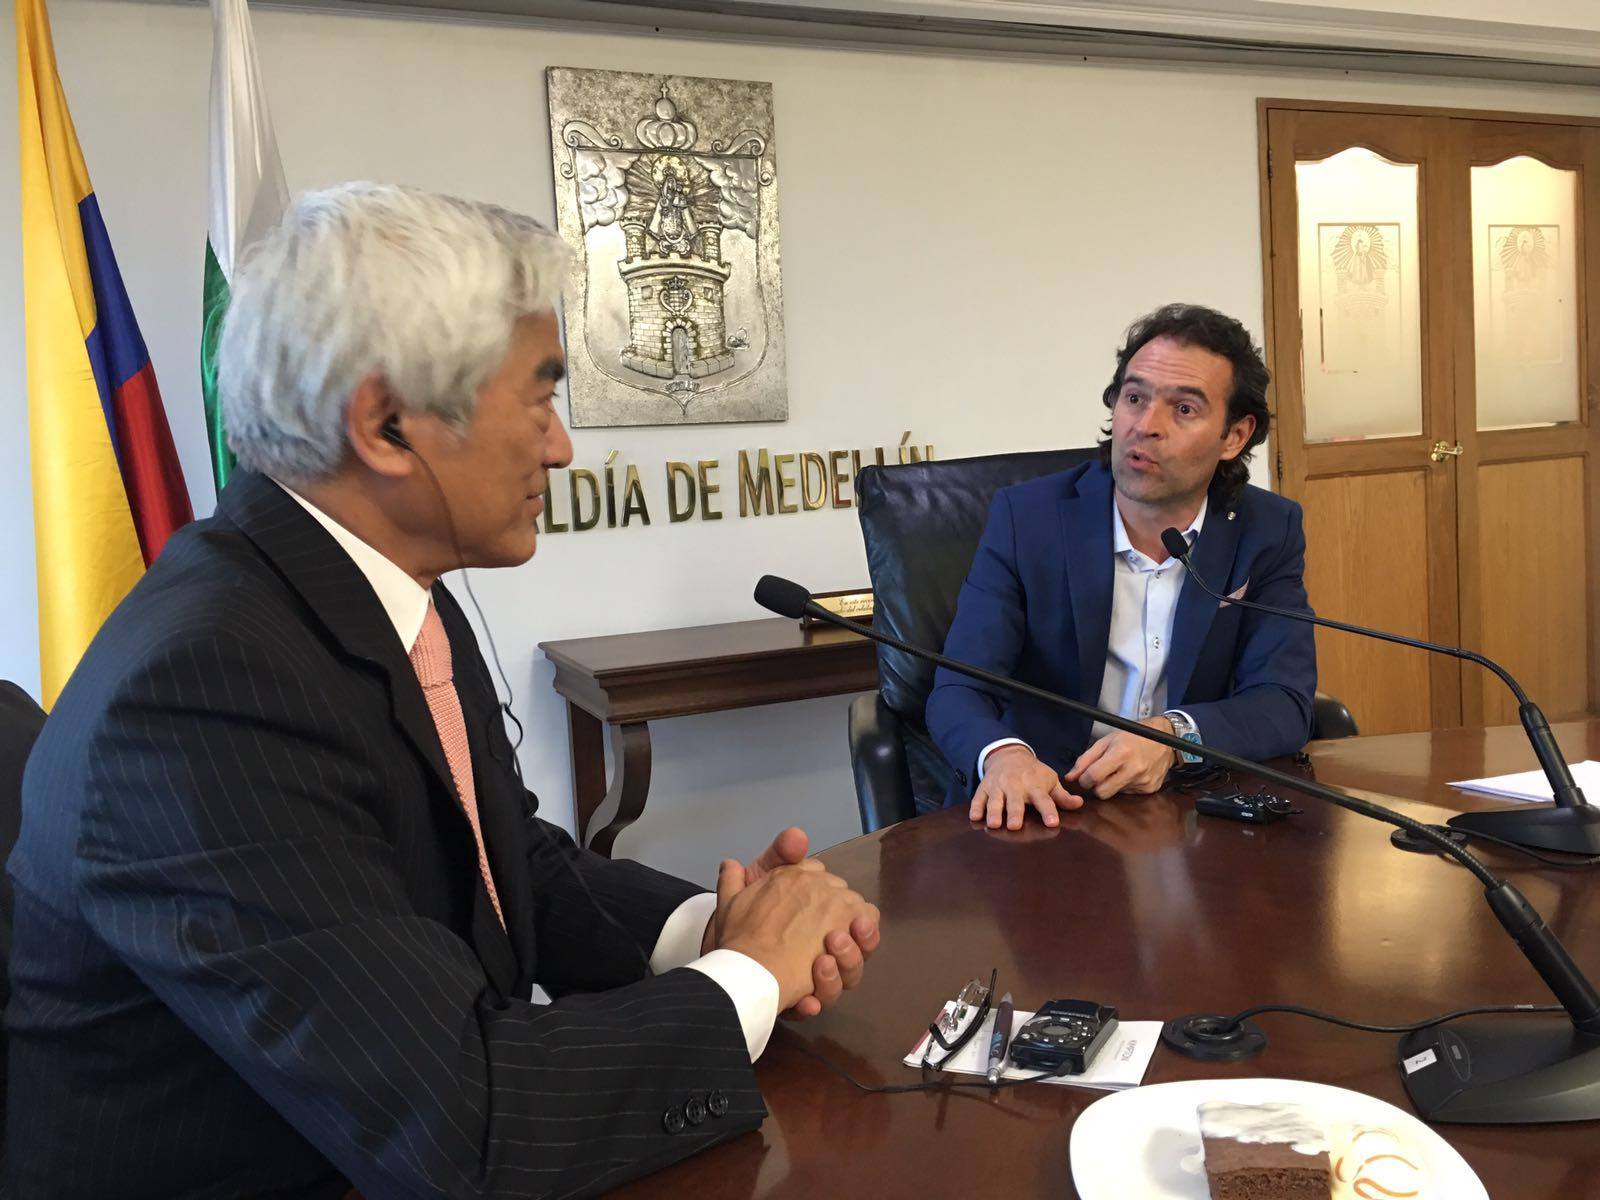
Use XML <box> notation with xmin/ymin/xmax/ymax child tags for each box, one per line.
<box><xmin>652</xmin><ymin>892</ymin><xmax>780</xmax><ymax>1062</ymax></box>
<box><xmin>978</xmin><ymin>737</ymin><xmax>1033</xmax><ymax>780</ymax></box>
<box><xmin>651</xmin><ymin>892</ymin><xmax>718</xmax><ymax>973</ymax></box>
<box><xmin>686</xmin><ymin>949</ymin><xmax>781</xmax><ymax>1062</ymax></box>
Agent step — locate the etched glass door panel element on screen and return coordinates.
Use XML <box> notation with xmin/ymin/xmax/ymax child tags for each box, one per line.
<box><xmin>1295</xmin><ymin>148</ymin><xmax>1424</xmax><ymax>443</ymax></box>
<box><xmin>1266</xmin><ymin>110</ymin><xmax>1460</xmax><ymax>733</ymax></box>
<box><xmin>1471</xmin><ymin>156</ymin><xmax>1581</xmax><ymax>431</ymax></box>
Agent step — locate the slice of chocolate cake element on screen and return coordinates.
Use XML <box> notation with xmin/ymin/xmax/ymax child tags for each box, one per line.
<box><xmin>1198</xmin><ymin>1101</ymin><xmax>1332</xmax><ymax>1200</ymax></box>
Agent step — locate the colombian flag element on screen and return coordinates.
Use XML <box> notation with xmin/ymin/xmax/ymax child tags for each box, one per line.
<box><xmin>18</xmin><ymin>0</ymin><xmax>193</xmax><ymax>706</ymax></box>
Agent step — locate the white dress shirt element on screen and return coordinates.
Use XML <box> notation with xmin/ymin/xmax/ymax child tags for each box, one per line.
<box><xmin>277</xmin><ymin>481</ymin><xmax>779</xmax><ymax>1059</ymax></box>
<box><xmin>978</xmin><ymin>498</ymin><xmax>1206</xmax><ymax>778</ymax></box>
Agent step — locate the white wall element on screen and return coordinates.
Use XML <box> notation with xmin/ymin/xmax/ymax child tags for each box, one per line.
<box><xmin>750</xmin><ymin>0</ymin><xmax>1600</xmax><ymax>61</ymax></box>
<box><xmin>788</xmin><ymin>0</ymin><xmax>1600</xmax><ymax>36</ymax></box>
<box><xmin>5</xmin><ymin>0</ymin><xmax>1600</xmax><ymax>884</ymax></box>
<box><xmin>1265</xmin><ymin>0</ymin><xmax>1600</xmax><ymax>28</ymax></box>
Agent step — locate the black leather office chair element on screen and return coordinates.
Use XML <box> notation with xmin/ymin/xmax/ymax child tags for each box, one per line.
<box><xmin>849</xmin><ymin>449</ymin><xmax>1097</xmax><ymax>832</ymax></box>
<box><xmin>0</xmin><ymin>680</ymin><xmax>46</xmax><ymax>1168</ymax></box>
<box><xmin>848</xmin><ymin>454</ymin><xmax>1358</xmax><ymax>833</ymax></box>
<box><xmin>1310</xmin><ymin>692</ymin><xmax>1358</xmax><ymax>740</ymax></box>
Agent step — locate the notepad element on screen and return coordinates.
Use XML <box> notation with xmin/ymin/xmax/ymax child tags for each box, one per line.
<box><xmin>903</xmin><ymin>1005</ymin><xmax>1161</xmax><ymax>1090</ymax></box>
<box><xmin>1449</xmin><ymin>760</ymin><xmax>1600</xmax><ymax>804</ymax></box>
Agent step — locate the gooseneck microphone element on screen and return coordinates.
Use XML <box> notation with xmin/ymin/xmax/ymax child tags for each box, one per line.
<box><xmin>1157</xmin><ymin>527</ymin><xmax>1600</xmax><ymax>856</ymax></box>
<box><xmin>755</xmin><ymin>574</ymin><xmax>1600</xmax><ymax>1123</ymax></box>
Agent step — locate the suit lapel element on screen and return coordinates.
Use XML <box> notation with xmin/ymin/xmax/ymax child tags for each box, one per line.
<box><xmin>1167</xmin><ymin>503</ymin><xmax>1244</xmax><ymax>705</ymax></box>
<box><xmin>443</xmin><ymin>592</ymin><xmax>529</xmax><ymax>992</ymax></box>
<box><xmin>220</xmin><ymin>473</ymin><xmax>521</xmax><ymax>989</ymax></box>
<box><xmin>220</xmin><ymin>472</ymin><xmax>461</xmax><ymax>807</ymax></box>
<box><xmin>460</xmin><ymin>722</ymin><xmax>522</xmax><ymax>994</ymax></box>
<box><xmin>1060</xmin><ymin>467</ymin><xmax>1115</xmax><ymax>705</ymax></box>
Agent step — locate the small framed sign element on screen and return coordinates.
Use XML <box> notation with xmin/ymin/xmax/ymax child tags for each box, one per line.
<box><xmin>800</xmin><ymin>588</ymin><xmax>874</xmax><ymax>627</ymax></box>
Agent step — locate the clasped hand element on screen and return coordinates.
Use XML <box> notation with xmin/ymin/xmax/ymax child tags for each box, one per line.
<box><xmin>702</xmin><ymin>827</ymin><xmax>880</xmax><ymax>1018</ymax></box>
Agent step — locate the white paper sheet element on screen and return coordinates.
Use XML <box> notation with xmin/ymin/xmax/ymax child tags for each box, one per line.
<box><xmin>903</xmin><ymin>1005</ymin><xmax>1161</xmax><ymax>1090</ymax></box>
<box><xmin>1448</xmin><ymin>760</ymin><xmax>1600</xmax><ymax>803</ymax></box>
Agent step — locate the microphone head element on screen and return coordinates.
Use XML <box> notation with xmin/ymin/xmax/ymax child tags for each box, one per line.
<box><xmin>753</xmin><ymin>575</ymin><xmax>811</xmax><ymax>620</ymax></box>
<box><xmin>1160</xmin><ymin>527</ymin><xmax>1191</xmax><ymax>561</ymax></box>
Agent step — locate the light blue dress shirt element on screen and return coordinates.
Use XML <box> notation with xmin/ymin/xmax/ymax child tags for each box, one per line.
<box><xmin>978</xmin><ymin>498</ymin><xmax>1206</xmax><ymax>777</ymax></box>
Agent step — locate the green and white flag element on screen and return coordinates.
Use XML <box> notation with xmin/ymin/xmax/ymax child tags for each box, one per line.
<box><xmin>203</xmin><ymin>0</ymin><xmax>287</xmax><ymax>490</ymax></box>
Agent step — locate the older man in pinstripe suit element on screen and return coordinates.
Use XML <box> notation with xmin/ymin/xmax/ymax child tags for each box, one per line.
<box><xmin>7</xmin><ymin>183</ymin><xmax>880</xmax><ymax>1199</ymax></box>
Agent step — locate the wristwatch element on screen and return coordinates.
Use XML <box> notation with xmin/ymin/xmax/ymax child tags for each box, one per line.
<box><xmin>1164</xmin><ymin>710</ymin><xmax>1203</xmax><ymax>764</ymax></box>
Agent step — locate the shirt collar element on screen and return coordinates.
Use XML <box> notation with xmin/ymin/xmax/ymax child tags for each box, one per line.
<box><xmin>274</xmin><ymin>480</ymin><xmax>433</xmax><ymax>653</ymax></box>
<box><xmin>1112</xmin><ymin>495</ymin><xmax>1208</xmax><ymax>560</ymax></box>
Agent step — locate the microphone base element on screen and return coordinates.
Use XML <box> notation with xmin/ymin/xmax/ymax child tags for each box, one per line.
<box><xmin>1447</xmin><ymin>803</ymin><xmax>1600</xmax><ymax>856</ymax></box>
<box><xmin>1160</xmin><ymin>1014</ymin><xmax>1267</xmax><ymax>1062</ymax></box>
<box><xmin>1398</xmin><ymin>1017</ymin><xmax>1600</xmax><ymax>1123</ymax></box>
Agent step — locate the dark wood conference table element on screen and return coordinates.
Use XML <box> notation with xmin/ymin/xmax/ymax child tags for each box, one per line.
<box><xmin>615</xmin><ymin>720</ymin><xmax>1600</xmax><ymax>1199</ymax></box>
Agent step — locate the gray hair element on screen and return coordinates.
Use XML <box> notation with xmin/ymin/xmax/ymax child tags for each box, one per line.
<box><xmin>219</xmin><ymin>181</ymin><xmax>571</xmax><ymax>484</ymax></box>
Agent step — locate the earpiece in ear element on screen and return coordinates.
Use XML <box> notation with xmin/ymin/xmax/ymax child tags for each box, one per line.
<box><xmin>381</xmin><ymin>418</ymin><xmax>413</xmax><ymax>452</ymax></box>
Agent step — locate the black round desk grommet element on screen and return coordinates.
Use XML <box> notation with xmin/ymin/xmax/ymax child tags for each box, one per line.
<box><xmin>1390</xmin><ymin>825</ymin><xmax>1469</xmax><ymax>855</ymax></box>
<box><xmin>1160</xmin><ymin>1013</ymin><xmax>1268</xmax><ymax>1062</ymax></box>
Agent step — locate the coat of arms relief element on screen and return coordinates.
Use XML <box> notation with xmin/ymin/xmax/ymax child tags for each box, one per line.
<box><xmin>547</xmin><ymin>69</ymin><xmax>788</xmax><ymax>428</ymax></box>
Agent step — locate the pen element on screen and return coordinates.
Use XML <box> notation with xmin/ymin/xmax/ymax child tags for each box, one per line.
<box><xmin>985</xmin><ymin>992</ymin><xmax>1014</xmax><ymax>1084</ymax></box>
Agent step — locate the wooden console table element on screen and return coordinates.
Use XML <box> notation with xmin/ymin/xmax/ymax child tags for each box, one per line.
<box><xmin>540</xmin><ymin>618</ymin><xmax>878</xmax><ymax>855</ymax></box>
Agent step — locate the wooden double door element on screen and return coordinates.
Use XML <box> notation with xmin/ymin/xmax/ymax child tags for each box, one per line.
<box><xmin>1260</xmin><ymin>101</ymin><xmax>1600</xmax><ymax>735</ymax></box>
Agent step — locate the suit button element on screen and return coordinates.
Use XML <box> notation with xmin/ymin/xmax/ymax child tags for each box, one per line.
<box><xmin>955</xmin><ymin>770</ymin><xmax>967</xmax><ymax>785</ymax></box>
<box><xmin>707</xmin><ymin>1089</ymin><xmax>729</xmax><ymax>1117</ymax></box>
<box><xmin>662</xmin><ymin>1105</ymin><xmax>686</xmax><ymax>1134</ymax></box>
<box><xmin>684</xmin><ymin>1095</ymin><xmax>707</xmax><ymax>1125</ymax></box>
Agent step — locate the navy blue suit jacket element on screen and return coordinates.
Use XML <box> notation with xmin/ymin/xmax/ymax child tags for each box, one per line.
<box><xmin>926</xmin><ymin>462</ymin><xmax>1316</xmax><ymax>801</ymax></box>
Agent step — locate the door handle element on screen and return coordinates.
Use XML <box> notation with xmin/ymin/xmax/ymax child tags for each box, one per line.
<box><xmin>1429</xmin><ymin>440</ymin><xmax>1464</xmax><ymax>463</ymax></box>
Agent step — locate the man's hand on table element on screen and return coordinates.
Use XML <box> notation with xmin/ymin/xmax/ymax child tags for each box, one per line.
<box><xmin>1065</xmin><ymin>717</ymin><xmax>1179</xmax><ymax>800</ymax></box>
<box><xmin>702</xmin><ymin>826</ymin><xmax>880</xmax><ymax>1018</ymax></box>
<box><xmin>969</xmin><ymin>744</ymin><xmax>1082</xmax><ymax>830</ymax></box>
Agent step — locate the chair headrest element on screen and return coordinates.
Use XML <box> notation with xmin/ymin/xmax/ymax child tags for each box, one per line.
<box><xmin>856</xmin><ymin>449</ymin><xmax>1097</xmax><ymax>723</ymax></box>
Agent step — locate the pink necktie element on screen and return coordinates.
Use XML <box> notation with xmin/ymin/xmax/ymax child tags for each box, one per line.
<box><xmin>410</xmin><ymin>602</ymin><xmax>505</xmax><ymax>928</ymax></box>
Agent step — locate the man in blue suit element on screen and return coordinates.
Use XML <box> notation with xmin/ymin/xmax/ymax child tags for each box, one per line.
<box><xmin>927</xmin><ymin>304</ymin><xmax>1316</xmax><ymax>829</ymax></box>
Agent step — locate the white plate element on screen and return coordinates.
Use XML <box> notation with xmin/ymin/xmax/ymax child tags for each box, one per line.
<box><xmin>1068</xmin><ymin>1077</ymin><xmax>1487</xmax><ymax>1200</ymax></box>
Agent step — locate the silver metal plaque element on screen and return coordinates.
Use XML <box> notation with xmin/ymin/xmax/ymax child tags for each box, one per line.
<box><xmin>548</xmin><ymin>68</ymin><xmax>788</xmax><ymax>427</ymax></box>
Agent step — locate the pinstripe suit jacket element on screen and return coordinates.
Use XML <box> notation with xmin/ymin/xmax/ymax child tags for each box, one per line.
<box><xmin>6</xmin><ymin>471</ymin><xmax>765</xmax><ymax>1199</ymax></box>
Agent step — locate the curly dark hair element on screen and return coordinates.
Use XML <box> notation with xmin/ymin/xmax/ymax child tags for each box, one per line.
<box><xmin>1096</xmin><ymin>303</ymin><xmax>1271</xmax><ymax>512</ymax></box>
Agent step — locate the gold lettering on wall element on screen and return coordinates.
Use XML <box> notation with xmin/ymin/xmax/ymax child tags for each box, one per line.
<box><xmin>535</xmin><ymin>435</ymin><xmax>938</xmax><ymax>534</ymax></box>
<box><xmin>739</xmin><ymin>449</ymin><xmax>775</xmax><ymax>517</ymax></box>
<box><xmin>621</xmin><ymin>463</ymin><xmax>650</xmax><ymax>526</ymax></box>
<box><xmin>773</xmin><ymin>453</ymin><xmax>799</xmax><ymax>515</ymax></box>
<box><xmin>569</xmin><ymin>469</ymin><xmax>601</xmax><ymax>531</ymax></box>
<box><xmin>828</xmin><ymin>450</ymin><xmax>851</xmax><ymax>509</ymax></box>
<box><xmin>665</xmin><ymin>461</ymin><xmax>696</xmax><ymax>523</ymax></box>
<box><xmin>698</xmin><ymin>459</ymin><xmax>723</xmax><ymax>521</ymax></box>
<box><xmin>800</xmin><ymin>452</ymin><xmax>827</xmax><ymax>511</ymax></box>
